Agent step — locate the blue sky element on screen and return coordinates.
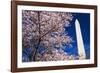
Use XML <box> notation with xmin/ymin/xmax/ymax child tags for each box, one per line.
<box><xmin>64</xmin><ymin>13</ymin><xmax>90</xmax><ymax>59</ymax></box>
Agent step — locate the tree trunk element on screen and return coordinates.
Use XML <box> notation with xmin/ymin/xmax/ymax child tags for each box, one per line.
<box><xmin>32</xmin><ymin>11</ymin><xmax>41</xmax><ymax>61</ymax></box>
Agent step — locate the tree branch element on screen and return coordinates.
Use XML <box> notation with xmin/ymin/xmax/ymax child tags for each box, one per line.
<box><xmin>41</xmin><ymin>25</ymin><xmax>61</xmax><ymax>38</ymax></box>
<box><xmin>32</xmin><ymin>11</ymin><xmax>41</xmax><ymax>61</ymax></box>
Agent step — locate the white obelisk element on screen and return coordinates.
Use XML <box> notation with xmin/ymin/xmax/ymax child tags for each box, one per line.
<box><xmin>75</xmin><ymin>19</ymin><xmax>86</xmax><ymax>59</ymax></box>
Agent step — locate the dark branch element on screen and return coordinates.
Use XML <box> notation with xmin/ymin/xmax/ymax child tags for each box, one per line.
<box><xmin>41</xmin><ymin>25</ymin><xmax>61</xmax><ymax>38</ymax></box>
<box><xmin>33</xmin><ymin>11</ymin><xmax>41</xmax><ymax>61</ymax></box>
